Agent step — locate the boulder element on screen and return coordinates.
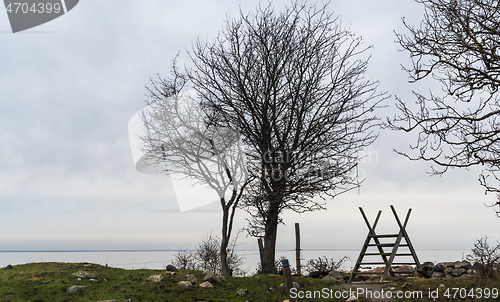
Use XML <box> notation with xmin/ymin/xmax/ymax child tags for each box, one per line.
<box><xmin>203</xmin><ymin>271</ymin><xmax>224</xmax><ymax>283</ymax></box>
<box><xmin>444</xmin><ymin>267</ymin><xmax>454</xmax><ymax>277</ymax></box>
<box><xmin>72</xmin><ymin>271</ymin><xmax>97</xmax><ymax>279</ymax></box>
<box><xmin>186</xmin><ymin>274</ymin><xmax>196</xmax><ymax>281</ymax></box>
<box><xmin>199</xmin><ymin>281</ymin><xmax>213</xmax><ymax>288</ymax></box>
<box><xmin>394</xmin><ymin>265</ymin><xmax>415</xmax><ymax>274</ymax></box>
<box><xmin>237</xmin><ymin>288</ymin><xmax>249</xmax><ymax>296</ymax></box>
<box><xmin>454</xmin><ymin>261</ymin><xmax>471</xmax><ymax>270</ymax></box>
<box><xmin>148</xmin><ymin>275</ymin><xmax>163</xmax><ymax>282</ymax></box>
<box><xmin>452</xmin><ymin>268</ymin><xmax>467</xmax><ymax>277</ymax></box>
<box><xmin>328</xmin><ymin>271</ymin><xmax>344</xmax><ymax>279</ymax></box>
<box><xmin>166</xmin><ymin>264</ymin><xmax>178</xmax><ymax>272</ymax></box>
<box><xmin>417</xmin><ymin>263</ymin><xmax>434</xmax><ymax>278</ymax></box>
<box><xmin>322</xmin><ymin>275</ymin><xmax>337</xmax><ymax>281</ymax></box>
<box><xmin>467</xmin><ymin>269</ymin><xmax>475</xmax><ymax>275</ymax></box>
<box><xmin>66</xmin><ymin>285</ymin><xmax>88</xmax><ymax>294</ymax></box>
<box><xmin>178</xmin><ymin>281</ymin><xmax>192</xmax><ymax>289</ymax></box>
<box><xmin>5</xmin><ymin>264</ymin><xmax>12</xmax><ymax>270</ymax></box>
<box><xmin>431</xmin><ymin>272</ymin><xmax>444</xmax><ymax>278</ymax></box>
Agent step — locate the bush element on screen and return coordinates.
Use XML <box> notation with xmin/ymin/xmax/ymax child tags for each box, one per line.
<box><xmin>304</xmin><ymin>256</ymin><xmax>349</xmax><ymax>276</ymax></box>
<box><xmin>466</xmin><ymin>236</ymin><xmax>500</xmax><ymax>279</ymax></box>
<box><xmin>171</xmin><ymin>232</ymin><xmax>247</xmax><ymax>276</ymax></box>
<box><xmin>172</xmin><ymin>249</ymin><xmax>196</xmax><ymax>270</ymax></box>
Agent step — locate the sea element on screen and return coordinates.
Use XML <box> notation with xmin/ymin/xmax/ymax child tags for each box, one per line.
<box><xmin>0</xmin><ymin>249</ymin><xmax>470</xmax><ymax>274</ymax></box>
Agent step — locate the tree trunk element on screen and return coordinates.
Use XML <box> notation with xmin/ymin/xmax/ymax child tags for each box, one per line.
<box><xmin>220</xmin><ymin>203</ymin><xmax>232</xmax><ymax>276</ymax></box>
<box><xmin>261</xmin><ymin>203</ymin><xmax>280</xmax><ymax>274</ymax></box>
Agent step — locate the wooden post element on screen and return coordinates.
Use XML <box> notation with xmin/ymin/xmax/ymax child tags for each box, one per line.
<box><xmin>281</xmin><ymin>258</ymin><xmax>297</xmax><ymax>302</ymax></box>
<box><xmin>295</xmin><ymin>223</ymin><xmax>301</xmax><ymax>276</ymax></box>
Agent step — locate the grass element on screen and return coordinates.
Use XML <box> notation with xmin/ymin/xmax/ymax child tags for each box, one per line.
<box><xmin>1</xmin><ymin>262</ymin><xmax>499</xmax><ymax>301</ymax></box>
<box><xmin>0</xmin><ymin>262</ymin><xmax>344</xmax><ymax>302</ymax></box>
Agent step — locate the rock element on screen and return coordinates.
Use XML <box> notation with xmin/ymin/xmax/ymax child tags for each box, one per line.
<box><xmin>322</xmin><ymin>275</ymin><xmax>337</xmax><ymax>281</ymax></box>
<box><xmin>328</xmin><ymin>271</ymin><xmax>344</xmax><ymax>279</ymax></box>
<box><xmin>186</xmin><ymin>273</ymin><xmax>196</xmax><ymax>281</ymax></box>
<box><xmin>431</xmin><ymin>272</ymin><xmax>444</xmax><ymax>278</ymax></box>
<box><xmin>66</xmin><ymin>285</ymin><xmax>88</xmax><ymax>294</ymax></box>
<box><xmin>346</xmin><ymin>296</ymin><xmax>359</xmax><ymax>302</ymax></box>
<box><xmin>178</xmin><ymin>281</ymin><xmax>192</xmax><ymax>289</ymax></box>
<box><xmin>148</xmin><ymin>275</ymin><xmax>163</xmax><ymax>282</ymax></box>
<box><xmin>417</xmin><ymin>263</ymin><xmax>434</xmax><ymax>278</ymax></box>
<box><xmin>5</xmin><ymin>264</ymin><xmax>13</xmax><ymax>269</ymax></box>
<box><xmin>166</xmin><ymin>264</ymin><xmax>178</xmax><ymax>272</ymax></box>
<box><xmin>202</xmin><ymin>271</ymin><xmax>224</xmax><ymax>283</ymax></box>
<box><xmin>125</xmin><ymin>299</ymin><xmax>135</xmax><ymax>302</ymax></box>
<box><xmin>452</xmin><ymin>268</ymin><xmax>467</xmax><ymax>277</ymax></box>
<box><xmin>438</xmin><ymin>284</ymin><xmax>446</xmax><ymax>289</ymax></box>
<box><xmin>89</xmin><ymin>278</ymin><xmax>98</xmax><ymax>282</ymax></box>
<box><xmin>394</xmin><ymin>265</ymin><xmax>415</xmax><ymax>274</ymax></box>
<box><xmin>169</xmin><ymin>271</ymin><xmax>176</xmax><ymax>275</ymax></box>
<box><xmin>444</xmin><ymin>267</ymin><xmax>454</xmax><ymax>277</ymax></box>
<box><xmin>201</xmin><ymin>270</ymin><xmax>209</xmax><ymax>277</ymax></box>
<box><xmin>199</xmin><ymin>281</ymin><xmax>213</xmax><ymax>288</ymax></box>
<box><xmin>467</xmin><ymin>269</ymin><xmax>475</xmax><ymax>275</ymax></box>
<box><xmin>191</xmin><ymin>278</ymin><xmax>198</xmax><ymax>284</ymax></box>
<box><xmin>72</xmin><ymin>271</ymin><xmax>97</xmax><ymax>279</ymax></box>
<box><xmin>268</xmin><ymin>287</ymin><xmax>275</xmax><ymax>291</ymax></box>
<box><xmin>454</xmin><ymin>261</ymin><xmax>471</xmax><ymax>270</ymax></box>
<box><xmin>237</xmin><ymin>288</ymin><xmax>249</xmax><ymax>296</ymax></box>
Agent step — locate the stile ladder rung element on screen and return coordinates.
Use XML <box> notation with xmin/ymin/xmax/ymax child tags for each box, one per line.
<box><xmin>369</xmin><ymin>234</ymin><xmax>399</xmax><ymax>238</ymax></box>
<box><xmin>367</xmin><ymin>243</ymin><xmax>408</xmax><ymax>247</ymax></box>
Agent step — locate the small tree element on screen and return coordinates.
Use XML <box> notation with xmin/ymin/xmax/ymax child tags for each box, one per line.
<box><xmin>389</xmin><ymin>0</ymin><xmax>500</xmax><ymax>215</ymax></box>
<box><xmin>140</xmin><ymin>63</ymin><xmax>250</xmax><ymax>276</ymax></box>
<box><xmin>466</xmin><ymin>236</ymin><xmax>500</xmax><ymax>279</ymax></box>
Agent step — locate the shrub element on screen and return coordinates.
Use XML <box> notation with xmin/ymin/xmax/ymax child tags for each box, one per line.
<box><xmin>305</xmin><ymin>256</ymin><xmax>349</xmax><ymax>276</ymax></box>
<box><xmin>466</xmin><ymin>236</ymin><xmax>500</xmax><ymax>279</ymax></box>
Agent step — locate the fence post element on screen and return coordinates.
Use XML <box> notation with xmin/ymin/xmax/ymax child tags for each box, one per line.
<box><xmin>281</xmin><ymin>258</ymin><xmax>297</xmax><ymax>302</ymax></box>
<box><xmin>295</xmin><ymin>223</ymin><xmax>301</xmax><ymax>276</ymax></box>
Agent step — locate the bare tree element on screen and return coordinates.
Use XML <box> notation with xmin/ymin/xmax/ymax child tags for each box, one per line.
<box><xmin>189</xmin><ymin>2</ymin><xmax>384</xmax><ymax>273</ymax></box>
<box><xmin>140</xmin><ymin>63</ymin><xmax>250</xmax><ymax>276</ymax></box>
<box><xmin>389</xmin><ymin>0</ymin><xmax>500</xmax><ymax>215</ymax></box>
<box><xmin>466</xmin><ymin>236</ymin><xmax>500</xmax><ymax>279</ymax></box>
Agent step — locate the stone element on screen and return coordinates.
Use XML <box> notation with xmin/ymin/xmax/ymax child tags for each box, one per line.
<box><xmin>148</xmin><ymin>275</ymin><xmax>163</xmax><ymax>282</ymax></box>
<box><xmin>186</xmin><ymin>274</ymin><xmax>196</xmax><ymax>281</ymax></box>
<box><xmin>169</xmin><ymin>271</ymin><xmax>176</xmax><ymax>275</ymax></box>
<box><xmin>5</xmin><ymin>264</ymin><xmax>12</xmax><ymax>269</ymax></box>
<box><xmin>66</xmin><ymin>285</ymin><xmax>88</xmax><ymax>294</ymax></box>
<box><xmin>72</xmin><ymin>271</ymin><xmax>97</xmax><ymax>279</ymax></box>
<box><xmin>166</xmin><ymin>264</ymin><xmax>178</xmax><ymax>272</ymax></box>
<box><xmin>417</xmin><ymin>263</ymin><xmax>434</xmax><ymax>278</ymax></box>
<box><xmin>125</xmin><ymin>299</ymin><xmax>135</xmax><ymax>302</ymax></box>
<box><xmin>199</xmin><ymin>281</ymin><xmax>213</xmax><ymax>288</ymax></box>
<box><xmin>452</xmin><ymin>268</ymin><xmax>467</xmax><ymax>277</ymax></box>
<box><xmin>467</xmin><ymin>269</ymin><xmax>475</xmax><ymax>275</ymax></box>
<box><xmin>322</xmin><ymin>275</ymin><xmax>337</xmax><ymax>281</ymax></box>
<box><xmin>431</xmin><ymin>272</ymin><xmax>444</xmax><ymax>278</ymax></box>
<box><xmin>191</xmin><ymin>278</ymin><xmax>198</xmax><ymax>284</ymax></box>
<box><xmin>203</xmin><ymin>271</ymin><xmax>219</xmax><ymax>283</ymax></box>
<box><xmin>237</xmin><ymin>288</ymin><xmax>249</xmax><ymax>296</ymax></box>
<box><xmin>444</xmin><ymin>267</ymin><xmax>454</xmax><ymax>277</ymax></box>
<box><xmin>328</xmin><ymin>271</ymin><xmax>344</xmax><ymax>279</ymax></box>
<box><xmin>178</xmin><ymin>281</ymin><xmax>192</xmax><ymax>289</ymax></box>
<box><xmin>394</xmin><ymin>265</ymin><xmax>415</xmax><ymax>274</ymax></box>
<box><xmin>346</xmin><ymin>296</ymin><xmax>359</xmax><ymax>302</ymax></box>
<box><xmin>454</xmin><ymin>261</ymin><xmax>471</xmax><ymax>270</ymax></box>
<box><xmin>268</xmin><ymin>287</ymin><xmax>275</xmax><ymax>291</ymax></box>
<box><xmin>438</xmin><ymin>284</ymin><xmax>446</xmax><ymax>289</ymax></box>
<box><xmin>89</xmin><ymin>279</ymin><xmax>98</xmax><ymax>282</ymax></box>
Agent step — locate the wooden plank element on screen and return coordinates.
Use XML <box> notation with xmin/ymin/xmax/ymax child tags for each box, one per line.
<box><xmin>369</xmin><ymin>234</ymin><xmax>399</xmax><ymax>238</ymax></box>
<box><xmin>390</xmin><ymin>205</ymin><xmax>421</xmax><ymax>269</ymax></box>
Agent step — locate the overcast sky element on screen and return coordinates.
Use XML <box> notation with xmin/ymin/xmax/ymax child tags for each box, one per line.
<box><xmin>1</xmin><ymin>0</ymin><xmax>498</xmax><ymax>257</ymax></box>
